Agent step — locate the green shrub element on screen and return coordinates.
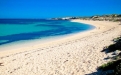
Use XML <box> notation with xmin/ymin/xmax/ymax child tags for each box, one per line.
<box><xmin>115</xmin><ymin>40</ymin><xmax>121</xmax><ymax>50</ymax></box>
<box><xmin>108</xmin><ymin>44</ymin><xmax>117</xmax><ymax>52</ymax></box>
<box><xmin>114</xmin><ymin>63</ymin><xmax>121</xmax><ymax>75</ymax></box>
<box><xmin>112</xmin><ymin>52</ymin><xmax>121</xmax><ymax>60</ymax></box>
<box><xmin>99</xmin><ymin>36</ymin><xmax>121</xmax><ymax>75</ymax></box>
<box><xmin>99</xmin><ymin>60</ymin><xmax>121</xmax><ymax>71</ymax></box>
<box><xmin>98</xmin><ymin>61</ymin><xmax>115</xmax><ymax>71</ymax></box>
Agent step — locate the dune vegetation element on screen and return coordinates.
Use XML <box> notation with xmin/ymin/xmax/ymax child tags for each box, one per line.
<box><xmin>80</xmin><ymin>14</ymin><xmax>121</xmax><ymax>22</ymax></box>
<box><xmin>99</xmin><ymin>36</ymin><xmax>121</xmax><ymax>75</ymax></box>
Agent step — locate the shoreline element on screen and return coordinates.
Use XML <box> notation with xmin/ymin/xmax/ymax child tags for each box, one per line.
<box><xmin>0</xmin><ymin>20</ymin><xmax>95</xmax><ymax>57</ymax></box>
<box><xmin>0</xmin><ymin>20</ymin><xmax>121</xmax><ymax>75</ymax></box>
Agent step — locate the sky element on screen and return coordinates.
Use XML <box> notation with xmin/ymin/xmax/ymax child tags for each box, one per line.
<box><xmin>0</xmin><ymin>0</ymin><xmax>121</xmax><ymax>18</ymax></box>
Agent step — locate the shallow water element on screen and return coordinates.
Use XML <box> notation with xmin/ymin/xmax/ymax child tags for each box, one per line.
<box><xmin>0</xmin><ymin>19</ymin><xmax>95</xmax><ymax>45</ymax></box>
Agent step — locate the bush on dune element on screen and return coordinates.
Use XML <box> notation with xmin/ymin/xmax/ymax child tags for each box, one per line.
<box><xmin>112</xmin><ymin>52</ymin><xmax>121</xmax><ymax>60</ymax></box>
<box><xmin>113</xmin><ymin>62</ymin><xmax>121</xmax><ymax>75</ymax></box>
<box><xmin>115</xmin><ymin>40</ymin><xmax>121</xmax><ymax>50</ymax></box>
<box><xmin>98</xmin><ymin>59</ymin><xmax>121</xmax><ymax>75</ymax></box>
<box><xmin>98</xmin><ymin>59</ymin><xmax>121</xmax><ymax>71</ymax></box>
<box><xmin>108</xmin><ymin>44</ymin><xmax>118</xmax><ymax>52</ymax></box>
<box><xmin>99</xmin><ymin>36</ymin><xmax>121</xmax><ymax>75</ymax></box>
<box><xmin>113</xmin><ymin>37</ymin><xmax>121</xmax><ymax>42</ymax></box>
<box><xmin>102</xmin><ymin>37</ymin><xmax>121</xmax><ymax>53</ymax></box>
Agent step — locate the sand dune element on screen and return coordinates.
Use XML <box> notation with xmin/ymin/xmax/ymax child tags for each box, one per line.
<box><xmin>0</xmin><ymin>20</ymin><xmax>121</xmax><ymax>75</ymax></box>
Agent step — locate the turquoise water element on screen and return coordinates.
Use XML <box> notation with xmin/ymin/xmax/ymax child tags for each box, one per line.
<box><xmin>0</xmin><ymin>23</ymin><xmax>55</xmax><ymax>36</ymax></box>
<box><xmin>0</xmin><ymin>19</ymin><xmax>95</xmax><ymax>45</ymax></box>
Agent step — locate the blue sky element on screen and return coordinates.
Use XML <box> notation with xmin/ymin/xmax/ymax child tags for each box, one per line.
<box><xmin>0</xmin><ymin>0</ymin><xmax>121</xmax><ymax>18</ymax></box>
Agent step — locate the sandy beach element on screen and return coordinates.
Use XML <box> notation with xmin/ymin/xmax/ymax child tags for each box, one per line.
<box><xmin>0</xmin><ymin>20</ymin><xmax>121</xmax><ymax>75</ymax></box>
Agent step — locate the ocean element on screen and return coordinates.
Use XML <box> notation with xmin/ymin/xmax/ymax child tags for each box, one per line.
<box><xmin>0</xmin><ymin>19</ymin><xmax>95</xmax><ymax>45</ymax></box>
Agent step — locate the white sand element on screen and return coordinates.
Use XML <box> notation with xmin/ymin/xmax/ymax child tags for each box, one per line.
<box><xmin>0</xmin><ymin>20</ymin><xmax>121</xmax><ymax>75</ymax></box>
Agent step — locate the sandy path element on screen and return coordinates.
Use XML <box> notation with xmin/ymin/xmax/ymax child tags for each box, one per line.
<box><xmin>0</xmin><ymin>20</ymin><xmax>121</xmax><ymax>75</ymax></box>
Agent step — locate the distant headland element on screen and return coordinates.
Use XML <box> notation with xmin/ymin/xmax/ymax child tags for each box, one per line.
<box><xmin>50</xmin><ymin>14</ymin><xmax>121</xmax><ymax>22</ymax></box>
